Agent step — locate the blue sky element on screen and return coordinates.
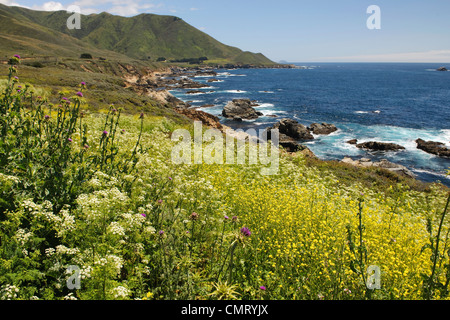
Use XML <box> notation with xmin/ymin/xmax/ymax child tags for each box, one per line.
<box><xmin>2</xmin><ymin>0</ymin><xmax>450</xmax><ymax>62</ymax></box>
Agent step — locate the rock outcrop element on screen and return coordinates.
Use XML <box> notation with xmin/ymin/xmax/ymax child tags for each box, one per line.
<box><xmin>267</xmin><ymin>118</ymin><xmax>314</xmax><ymax>141</ymax></box>
<box><xmin>175</xmin><ymin>108</ymin><xmax>223</xmax><ymax>131</ymax></box>
<box><xmin>222</xmin><ymin>99</ymin><xmax>262</xmax><ymax>120</ymax></box>
<box><xmin>341</xmin><ymin>157</ymin><xmax>415</xmax><ymax>178</ymax></box>
<box><xmin>437</xmin><ymin>67</ymin><xmax>448</xmax><ymax>71</ymax></box>
<box><xmin>416</xmin><ymin>139</ymin><xmax>450</xmax><ymax>158</ymax></box>
<box><xmin>308</xmin><ymin>123</ymin><xmax>338</xmax><ymax>135</ymax></box>
<box><xmin>356</xmin><ymin>141</ymin><xmax>406</xmax><ymax>152</ymax></box>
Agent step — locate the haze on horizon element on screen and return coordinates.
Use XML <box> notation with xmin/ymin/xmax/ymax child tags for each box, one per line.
<box><xmin>1</xmin><ymin>0</ymin><xmax>450</xmax><ymax>63</ymax></box>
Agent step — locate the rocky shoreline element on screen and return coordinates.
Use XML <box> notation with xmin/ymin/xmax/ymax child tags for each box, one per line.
<box><xmin>123</xmin><ymin>65</ymin><xmax>450</xmax><ymax>182</ymax></box>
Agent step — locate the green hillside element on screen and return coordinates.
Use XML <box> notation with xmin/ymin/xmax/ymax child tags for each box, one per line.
<box><xmin>0</xmin><ymin>4</ymin><xmax>275</xmax><ymax>66</ymax></box>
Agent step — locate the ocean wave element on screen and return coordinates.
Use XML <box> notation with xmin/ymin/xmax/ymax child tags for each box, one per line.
<box><xmin>255</xmin><ymin>103</ymin><xmax>275</xmax><ymax>108</ymax></box>
<box><xmin>225</xmin><ymin>90</ymin><xmax>247</xmax><ymax>93</ymax></box>
<box><xmin>412</xmin><ymin>169</ymin><xmax>450</xmax><ymax>180</ymax></box>
<box><xmin>258</xmin><ymin>91</ymin><xmax>275</xmax><ymax>94</ymax></box>
<box><xmin>355</xmin><ymin>110</ymin><xmax>381</xmax><ymax>114</ymax></box>
<box><xmin>193</xmin><ymin>75</ymin><xmax>215</xmax><ymax>78</ymax></box>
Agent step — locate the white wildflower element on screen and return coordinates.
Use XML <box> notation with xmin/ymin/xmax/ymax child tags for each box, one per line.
<box><xmin>112</xmin><ymin>286</ymin><xmax>130</xmax><ymax>299</ymax></box>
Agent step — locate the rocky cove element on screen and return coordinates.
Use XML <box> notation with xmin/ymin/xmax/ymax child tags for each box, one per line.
<box><xmin>123</xmin><ymin>65</ymin><xmax>450</xmax><ymax>183</ymax></box>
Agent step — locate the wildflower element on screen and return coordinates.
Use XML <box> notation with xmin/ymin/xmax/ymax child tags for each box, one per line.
<box><xmin>190</xmin><ymin>212</ymin><xmax>199</xmax><ymax>221</ymax></box>
<box><xmin>83</xmin><ymin>144</ymin><xmax>90</xmax><ymax>149</ymax></box>
<box><xmin>103</xmin><ymin>130</ymin><xmax>108</xmax><ymax>136</ymax></box>
<box><xmin>76</xmin><ymin>92</ymin><xmax>83</xmax><ymax>97</ymax></box>
<box><xmin>224</xmin><ymin>215</ymin><xmax>229</xmax><ymax>220</ymax></box>
<box><xmin>14</xmin><ymin>55</ymin><xmax>20</xmax><ymax>59</ymax></box>
<box><xmin>68</xmin><ymin>138</ymin><xmax>73</xmax><ymax>142</ymax></box>
<box><xmin>141</xmin><ymin>213</ymin><xmax>147</xmax><ymax>218</ymax></box>
<box><xmin>159</xmin><ymin>230</ymin><xmax>165</xmax><ymax>236</ymax></box>
<box><xmin>259</xmin><ymin>286</ymin><xmax>266</xmax><ymax>291</ymax></box>
<box><xmin>157</xmin><ymin>199</ymin><xmax>163</xmax><ymax>204</ymax></box>
<box><xmin>80</xmin><ymin>81</ymin><xmax>86</xmax><ymax>86</ymax></box>
<box><xmin>232</xmin><ymin>216</ymin><xmax>238</xmax><ymax>222</ymax></box>
<box><xmin>44</xmin><ymin>115</ymin><xmax>50</xmax><ymax>120</ymax></box>
<box><xmin>146</xmin><ymin>292</ymin><xmax>154</xmax><ymax>299</ymax></box>
<box><xmin>140</xmin><ymin>112</ymin><xmax>144</xmax><ymax>119</ymax></box>
<box><xmin>168</xmin><ymin>177</ymin><xmax>172</xmax><ymax>181</ymax></box>
<box><xmin>240</xmin><ymin>227</ymin><xmax>251</xmax><ymax>237</ymax></box>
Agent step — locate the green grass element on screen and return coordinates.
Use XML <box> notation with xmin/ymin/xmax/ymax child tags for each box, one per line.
<box><xmin>1</xmin><ymin>62</ymin><xmax>450</xmax><ymax>301</ymax></box>
<box><xmin>0</xmin><ymin>4</ymin><xmax>276</xmax><ymax>66</ymax></box>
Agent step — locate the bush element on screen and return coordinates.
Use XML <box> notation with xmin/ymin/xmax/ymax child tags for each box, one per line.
<box><xmin>80</xmin><ymin>53</ymin><xmax>93</xmax><ymax>59</ymax></box>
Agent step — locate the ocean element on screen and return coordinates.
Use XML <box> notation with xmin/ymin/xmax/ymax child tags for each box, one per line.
<box><xmin>169</xmin><ymin>63</ymin><xmax>450</xmax><ymax>186</ymax></box>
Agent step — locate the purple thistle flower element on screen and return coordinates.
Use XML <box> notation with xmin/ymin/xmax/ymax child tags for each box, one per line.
<box><xmin>240</xmin><ymin>227</ymin><xmax>251</xmax><ymax>237</ymax></box>
<box><xmin>14</xmin><ymin>76</ymin><xmax>18</xmax><ymax>80</ymax></box>
<box><xmin>259</xmin><ymin>286</ymin><xmax>266</xmax><ymax>291</ymax></box>
<box><xmin>44</xmin><ymin>115</ymin><xmax>50</xmax><ymax>120</ymax></box>
<box><xmin>102</xmin><ymin>130</ymin><xmax>108</xmax><ymax>136</ymax></box>
<box><xmin>159</xmin><ymin>230</ymin><xmax>165</xmax><ymax>236</ymax></box>
<box><xmin>224</xmin><ymin>215</ymin><xmax>229</xmax><ymax>220</ymax></box>
<box><xmin>157</xmin><ymin>199</ymin><xmax>163</xmax><ymax>204</ymax></box>
<box><xmin>80</xmin><ymin>82</ymin><xmax>86</xmax><ymax>86</ymax></box>
<box><xmin>68</xmin><ymin>138</ymin><xmax>73</xmax><ymax>142</ymax></box>
<box><xmin>141</xmin><ymin>213</ymin><xmax>147</xmax><ymax>218</ymax></box>
<box><xmin>190</xmin><ymin>212</ymin><xmax>199</xmax><ymax>221</ymax></box>
<box><xmin>14</xmin><ymin>55</ymin><xmax>20</xmax><ymax>59</ymax></box>
<box><xmin>76</xmin><ymin>92</ymin><xmax>83</xmax><ymax>97</ymax></box>
<box><xmin>140</xmin><ymin>112</ymin><xmax>144</xmax><ymax>119</ymax></box>
<box><xmin>17</xmin><ymin>89</ymin><xmax>21</xmax><ymax>93</ymax></box>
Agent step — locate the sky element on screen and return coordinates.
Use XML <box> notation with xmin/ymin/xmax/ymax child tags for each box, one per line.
<box><xmin>1</xmin><ymin>0</ymin><xmax>450</xmax><ymax>63</ymax></box>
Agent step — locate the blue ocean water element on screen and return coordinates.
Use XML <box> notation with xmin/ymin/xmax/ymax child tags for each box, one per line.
<box><xmin>169</xmin><ymin>63</ymin><xmax>450</xmax><ymax>186</ymax></box>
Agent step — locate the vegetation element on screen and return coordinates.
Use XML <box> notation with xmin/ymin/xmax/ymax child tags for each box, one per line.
<box><xmin>0</xmin><ymin>57</ymin><xmax>449</xmax><ymax>301</ymax></box>
<box><xmin>0</xmin><ymin>4</ymin><xmax>275</xmax><ymax>67</ymax></box>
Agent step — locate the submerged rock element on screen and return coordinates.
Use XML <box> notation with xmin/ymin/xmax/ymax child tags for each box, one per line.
<box><xmin>222</xmin><ymin>99</ymin><xmax>261</xmax><ymax>120</ymax></box>
<box><xmin>416</xmin><ymin>139</ymin><xmax>450</xmax><ymax>158</ymax></box>
<box><xmin>356</xmin><ymin>141</ymin><xmax>406</xmax><ymax>152</ymax></box>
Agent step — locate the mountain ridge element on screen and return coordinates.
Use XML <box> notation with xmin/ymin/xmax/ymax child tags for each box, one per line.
<box><xmin>0</xmin><ymin>4</ymin><xmax>276</xmax><ymax>66</ymax></box>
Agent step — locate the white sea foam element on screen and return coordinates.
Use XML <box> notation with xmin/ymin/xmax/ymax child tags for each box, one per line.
<box><xmin>193</xmin><ymin>75</ymin><xmax>215</xmax><ymax>78</ymax></box>
<box><xmin>258</xmin><ymin>91</ymin><xmax>275</xmax><ymax>94</ymax></box>
<box><xmin>225</xmin><ymin>90</ymin><xmax>247</xmax><ymax>93</ymax></box>
<box><xmin>412</xmin><ymin>169</ymin><xmax>450</xmax><ymax>180</ymax></box>
<box><xmin>254</xmin><ymin>103</ymin><xmax>275</xmax><ymax>109</ymax></box>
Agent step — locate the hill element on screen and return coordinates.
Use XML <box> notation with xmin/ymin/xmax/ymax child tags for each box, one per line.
<box><xmin>0</xmin><ymin>4</ymin><xmax>276</xmax><ymax>66</ymax></box>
